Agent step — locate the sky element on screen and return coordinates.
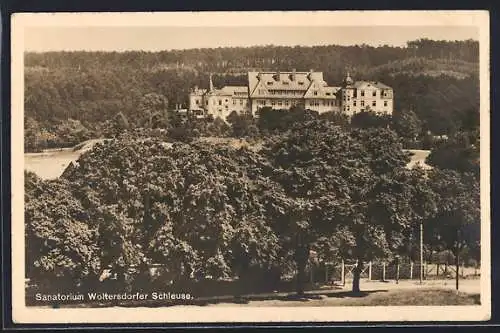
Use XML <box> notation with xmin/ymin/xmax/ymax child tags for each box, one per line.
<box><xmin>24</xmin><ymin>26</ymin><xmax>479</xmax><ymax>52</ymax></box>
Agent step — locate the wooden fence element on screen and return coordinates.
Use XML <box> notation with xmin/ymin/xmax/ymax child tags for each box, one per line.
<box><xmin>310</xmin><ymin>260</ymin><xmax>480</xmax><ymax>285</ymax></box>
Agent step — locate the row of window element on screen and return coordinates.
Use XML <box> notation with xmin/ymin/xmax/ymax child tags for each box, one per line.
<box><xmin>356</xmin><ymin>89</ymin><xmax>391</xmax><ymax>98</ymax></box>
<box><xmin>256</xmin><ymin>99</ymin><xmax>301</xmax><ymax>107</ymax></box>
<box><xmin>268</xmin><ymin>90</ymin><xmax>305</xmax><ymax>96</ymax></box>
<box><xmin>267</xmin><ymin>81</ymin><xmax>305</xmax><ymax>86</ymax></box>
<box><xmin>233</xmin><ymin>99</ymin><xmax>248</xmax><ymax>106</ymax></box>
<box><xmin>197</xmin><ymin>97</ymin><xmax>386</xmax><ymax>109</ymax></box>
<box><xmin>309</xmin><ymin>100</ymin><xmax>338</xmax><ymax>107</ymax></box>
<box><xmin>346</xmin><ymin>100</ymin><xmax>389</xmax><ymax>108</ymax></box>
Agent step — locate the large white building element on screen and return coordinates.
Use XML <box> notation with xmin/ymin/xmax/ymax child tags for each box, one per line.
<box><xmin>189</xmin><ymin>70</ymin><xmax>393</xmax><ymax>120</ymax></box>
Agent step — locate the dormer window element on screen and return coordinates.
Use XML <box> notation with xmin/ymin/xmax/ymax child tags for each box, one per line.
<box><xmin>298</xmin><ymin>81</ymin><xmax>304</xmax><ymax>85</ymax></box>
<box><xmin>283</xmin><ymin>81</ymin><xmax>289</xmax><ymax>85</ymax></box>
<box><xmin>313</xmin><ymin>91</ymin><xmax>318</xmax><ymax>96</ymax></box>
<box><xmin>267</xmin><ymin>81</ymin><xmax>274</xmax><ymax>86</ymax></box>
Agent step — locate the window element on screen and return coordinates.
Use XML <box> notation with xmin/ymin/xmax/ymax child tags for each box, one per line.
<box><xmin>218</xmin><ymin>100</ymin><xmax>222</xmax><ymax>106</ymax></box>
<box><xmin>283</xmin><ymin>81</ymin><xmax>289</xmax><ymax>85</ymax></box>
<box><xmin>361</xmin><ymin>100</ymin><xmax>365</xmax><ymax>107</ymax></box>
<box><xmin>285</xmin><ymin>100</ymin><xmax>289</xmax><ymax>106</ymax></box>
<box><xmin>267</xmin><ymin>81</ymin><xmax>274</xmax><ymax>85</ymax></box>
<box><xmin>384</xmin><ymin>101</ymin><xmax>388</xmax><ymax>107</ymax></box>
<box><xmin>361</xmin><ymin>90</ymin><xmax>365</xmax><ymax>97</ymax></box>
<box><xmin>372</xmin><ymin>101</ymin><xmax>377</xmax><ymax>107</ymax></box>
<box><xmin>298</xmin><ymin>81</ymin><xmax>304</xmax><ymax>85</ymax></box>
<box><xmin>314</xmin><ymin>91</ymin><xmax>318</xmax><ymax>96</ymax></box>
<box><xmin>195</xmin><ymin>100</ymin><xmax>199</xmax><ymax>105</ymax></box>
<box><xmin>326</xmin><ymin>92</ymin><xmax>331</xmax><ymax>96</ymax></box>
<box><xmin>240</xmin><ymin>99</ymin><xmax>243</xmax><ymax>105</ymax></box>
<box><xmin>353</xmin><ymin>101</ymin><xmax>357</xmax><ymax>106</ymax></box>
<box><xmin>278</xmin><ymin>101</ymin><xmax>282</xmax><ymax>106</ymax></box>
<box><xmin>225</xmin><ymin>99</ymin><xmax>228</xmax><ymax>103</ymax></box>
<box><xmin>233</xmin><ymin>100</ymin><xmax>236</xmax><ymax>105</ymax></box>
<box><xmin>225</xmin><ymin>105</ymin><xmax>228</xmax><ymax>109</ymax></box>
<box><xmin>271</xmin><ymin>101</ymin><xmax>276</xmax><ymax>106</ymax></box>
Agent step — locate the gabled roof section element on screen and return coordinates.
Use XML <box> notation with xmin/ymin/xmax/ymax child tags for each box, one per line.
<box><xmin>220</xmin><ymin>86</ymin><xmax>249</xmax><ymax>96</ymax></box>
<box><xmin>249</xmin><ymin>71</ymin><xmax>327</xmax><ymax>94</ymax></box>
<box><xmin>353</xmin><ymin>81</ymin><xmax>392</xmax><ymax>90</ymax></box>
<box><xmin>249</xmin><ymin>79</ymin><xmax>270</xmax><ymax>97</ymax></box>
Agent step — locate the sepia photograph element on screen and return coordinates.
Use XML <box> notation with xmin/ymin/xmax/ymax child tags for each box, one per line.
<box><xmin>11</xmin><ymin>11</ymin><xmax>490</xmax><ymax>323</ymax></box>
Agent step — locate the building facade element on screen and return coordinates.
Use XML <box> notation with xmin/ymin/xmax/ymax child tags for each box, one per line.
<box><xmin>188</xmin><ymin>70</ymin><xmax>393</xmax><ymax>120</ymax></box>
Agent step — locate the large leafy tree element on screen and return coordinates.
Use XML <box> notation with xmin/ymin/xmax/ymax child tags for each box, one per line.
<box><xmin>426</xmin><ymin>130</ymin><xmax>480</xmax><ymax>178</ymax></box>
<box><xmin>350</xmin><ymin>110</ymin><xmax>392</xmax><ymax>129</ymax></box>
<box><xmin>391</xmin><ymin>109</ymin><xmax>423</xmax><ymax>142</ymax></box>
<box><xmin>425</xmin><ymin>169</ymin><xmax>480</xmax><ymax>291</ymax></box>
<box><xmin>25</xmin><ymin>171</ymin><xmax>100</xmax><ymax>290</ymax></box>
<box><xmin>263</xmin><ymin>122</ymin><xmax>429</xmax><ymax>293</ymax></box>
<box><xmin>137</xmin><ymin>93</ymin><xmax>169</xmax><ymax>128</ymax></box>
<box><xmin>62</xmin><ymin>133</ymin><xmax>281</xmax><ymax>289</ymax></box>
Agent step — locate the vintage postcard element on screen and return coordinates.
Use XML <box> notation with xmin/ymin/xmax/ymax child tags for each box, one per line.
<box><xmin>11</xmin><ymin>11</ymin><xmax>490</xmax><ymax>324</ymax></box>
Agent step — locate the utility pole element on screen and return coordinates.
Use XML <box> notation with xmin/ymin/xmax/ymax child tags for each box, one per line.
<box><xmin>420</xmin><ymin>221</ymin><xmax>424</xmax><ymax>284</ymax></box>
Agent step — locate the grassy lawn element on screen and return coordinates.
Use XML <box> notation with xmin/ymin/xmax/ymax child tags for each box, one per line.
<box><xmin>210</xmin><ymin>289</ymin><xmax>480</xmax><ymax>307</ymax></box>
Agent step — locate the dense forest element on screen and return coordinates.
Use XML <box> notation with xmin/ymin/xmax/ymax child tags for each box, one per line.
<box><xmin>24</xmin><ymin>38</ymin><xmax>479</xmax><ymax>151</ymax></box>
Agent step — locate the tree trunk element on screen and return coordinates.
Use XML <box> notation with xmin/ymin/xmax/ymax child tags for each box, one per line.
<box><xmin>296</xmin><ymin>257</ymin><xmax>306</xmax><ymax>296</ymax></box>
<box><xmin>294</xmin><ymin>231</ymin><xmax>309</xmax><ymax>297</ymax></box>
<box><xmin>352</xmin><ymin>260</ymin><xmax>363</xmax><ymax>293</ymax></box>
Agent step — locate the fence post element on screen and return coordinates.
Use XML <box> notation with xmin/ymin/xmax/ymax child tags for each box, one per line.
<box><xmin>368</xmin><ymin>261</ymin><xmax>372</xmax><ymax>281</ymax></box>
<box><xmin>341</xmin><ymin>259</ymin><xmax>345</xmax><ymax>286</ymax></box>
<box><xmin>396</xmin><ymin>260</ymin><xmax>400</xmax><ymax>284</ymax></box>
<box><xmin>382</xmin><ymin>262</ymin><xmax>386</xmax><ymax>281</ymax></box>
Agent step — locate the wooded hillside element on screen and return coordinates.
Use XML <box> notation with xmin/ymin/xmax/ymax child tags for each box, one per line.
<box><xmin>24</xmin><ymin>39</ymin><xmax>479</xmax><ymax>151</ymax></box>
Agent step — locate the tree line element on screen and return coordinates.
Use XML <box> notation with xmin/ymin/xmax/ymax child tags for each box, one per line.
<box><xmin>25</xmin><ymin>116</ymin><xmax>480</xmax><ymax>298</ymax></box>
<box><xmin>24</xmin><ymin>39</ymin><xmax>479</xmax><ymax>152</ymax></box>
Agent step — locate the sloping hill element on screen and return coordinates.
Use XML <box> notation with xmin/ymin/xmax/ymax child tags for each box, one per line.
<box><xmin>367</xmin><ymin>58</ymin><xmax>478</xmax><ymax>79</ymax></box>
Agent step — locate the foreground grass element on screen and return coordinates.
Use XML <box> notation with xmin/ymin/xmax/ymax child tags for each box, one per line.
<box><xmin>210</xmin><ymin>289</ymin><xmax>480</xmax><ymax>307</ymax></box>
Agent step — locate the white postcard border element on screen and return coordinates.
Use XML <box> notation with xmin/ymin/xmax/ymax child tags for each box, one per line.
<box><xmin>11</xmin><ymin>10</ymin><xmax>491</xmax><ymax>323</ymax></box>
